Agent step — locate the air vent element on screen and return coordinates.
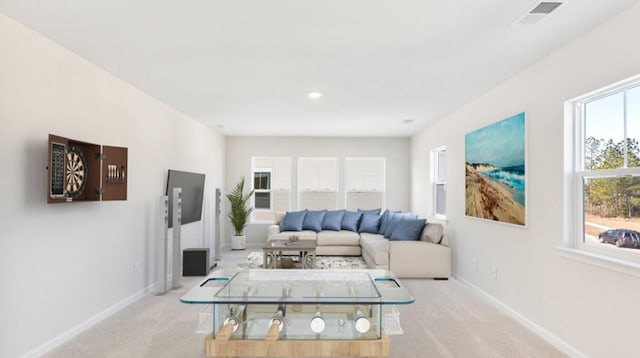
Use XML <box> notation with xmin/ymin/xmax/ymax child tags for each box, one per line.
<box><xmin>530</xmin><ymin>2</ymin><xmax>563</xmax><ymax>14</ymax></box>
<box><xmin>514</xmin><ymin>1</ymin><xmax>563</xmax><ymax>25</ymax></box>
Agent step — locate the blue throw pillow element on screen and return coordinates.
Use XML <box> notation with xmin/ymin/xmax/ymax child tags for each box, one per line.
<box><xmin>358</xmin><ymin>208</ymin><xmax>381</xmax><ymax>216</ymax></box>
<box><xmin>322</xmin><ymin>210</ymin><xmax>345</xmax><ymax>231</ymax></box>
<box><xmin>383</xmin><ymin>212</ymin><xmax>417</xmax><ymax>239</ymax></box>
<box><xmin>341</xmin><ymin>211</ymin><xmax>363</xmax><ymax>232</ymax></box>
<box><xmin>390</xmin><ymin>218</ymin><xmax>427</xmax><ymax>241</ymax></box>
<box><xmin>303</xmin><ymin>210</ymin><xmax>327</xmax><ymax>232</ymax></box>
<box><xmin>358</xmin><ymin>213</ymin><xmax>381</xmax><ymax>234</ymax></box>
<box><xmin>281</xmin><ymin>210</ymin><xmax>307</xmax><ymax>232</ymax></box>
<box><xmin>378</xmin><ymin>209</ymin><xmax>400</xmax><ymax>235</ymax></box>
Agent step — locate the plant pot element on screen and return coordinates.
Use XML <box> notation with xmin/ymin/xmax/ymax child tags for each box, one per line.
<box><xmin>231</xmin><ymin>235</ymin><xmax>246</xmax><ymax>250</ymax></box>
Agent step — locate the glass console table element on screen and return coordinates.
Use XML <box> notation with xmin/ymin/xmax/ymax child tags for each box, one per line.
<box><xmin>181</xmin><ymin>269</ymin><xmax>415</xmax><ymax>357</ymax></box>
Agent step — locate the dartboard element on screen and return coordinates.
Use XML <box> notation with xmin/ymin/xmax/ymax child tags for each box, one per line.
<box><xmin>65</xmin><ymin>146</ymin><xmax>87</xmax><ymax>198</ymax></box>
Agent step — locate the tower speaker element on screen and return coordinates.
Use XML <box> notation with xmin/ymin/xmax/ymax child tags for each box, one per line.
<box><xmin>214</xmin><ymin>188</ymin><xmax>221</xmax><ymax>261</ymax></box>
<box><xmin>157</xmin><ymin>195</ymin><xmax>169</xmax><ymax>295</ymax></box>
<box><xmin>171</xmin><ymin>187</ymin><xmax>182</xmax><ymax>289</ymax></box>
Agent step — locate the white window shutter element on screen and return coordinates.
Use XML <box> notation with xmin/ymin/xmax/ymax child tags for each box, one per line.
<box><xmin>272</xmin><ymin>158</ymin><xmax>291</xmax><ymax>190</ymax></box>
<box><xmin>345</xmin><ymin>158</ymin><xmax>385</xmax><ymax>209</ymax></box>
<box><xmin>298</xmin><ymin>158</ymin><xmax>338</xmax><ymax>209</ymax></box>
<box><xmin>300</xmin><ymin>192</ymin><xmax>338</xmax><ymax>210</ymax></box>
<box><xmin>346</xmin><ymin>192</ymin><xmax>384</xmax><ymax>211</ymax></box>
<box><xmin>299</xmin><ymin>158</ymin><xmax>338</xmax><ymax>191</ymax></box>
<box><xmin>273</xmin><ymin>190</ymin><xmax>290</xmax><ymax>213</ymax></box>
<box><xmin>345</xmin><ymin>158</ymin><xmax>385</xmax><ymax>191</ymax></box>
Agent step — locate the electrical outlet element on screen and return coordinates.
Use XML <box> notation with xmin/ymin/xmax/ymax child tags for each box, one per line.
<box><xmin>473</xmin><ymin>258</ymin><xmax>478</xmax><ymax>271</ymax></box>
<box><xmin>491</xmin><ymin>267</ymin><xmax>498</xmax><ymax>280</ymax></box>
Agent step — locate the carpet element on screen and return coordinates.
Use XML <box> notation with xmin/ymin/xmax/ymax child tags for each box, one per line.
<box><xmin>241</xmin><ymin>251</ymin><xmax>369</xmax><ymax>270</ymax></box>
<box><xmin>46</xmin><ymin>249</ymin><xmax>568</xmax><ymax>358</ymax></box>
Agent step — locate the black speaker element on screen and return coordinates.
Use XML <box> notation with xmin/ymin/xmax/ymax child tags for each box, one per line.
<box><xmin>183</xmin><ymin>248</ymin><xmax>210</xmax><ymax>276</ymax></box>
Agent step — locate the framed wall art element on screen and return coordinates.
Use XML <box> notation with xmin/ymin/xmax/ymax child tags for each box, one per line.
<box><xmin>465</xmin><ymin>112</ymin><xmax>526</xmax><ymax>227</ymax></box>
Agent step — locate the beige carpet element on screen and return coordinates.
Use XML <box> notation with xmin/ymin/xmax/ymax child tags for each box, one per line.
<box><xmin>45</xmin><ymin>252</ymin><xmax>567</xmax><ymax>358</ymax></box>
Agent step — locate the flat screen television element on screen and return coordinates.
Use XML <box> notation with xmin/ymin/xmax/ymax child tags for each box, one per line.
<box><xmin>166</xmin><ymin>170</ymin><xmax>206</xmax><ymax>228</ymax></box>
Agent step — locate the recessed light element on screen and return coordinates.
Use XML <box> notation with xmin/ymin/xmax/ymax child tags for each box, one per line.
<box><xmin>403</xmin><ymin>119</ymin><xmax>414</xmax><ymax>124</ymax></box>
<box><xmin>308</xmin><ymin>92</ymin><xmax>323</xmax><ymax>100</ymax></box>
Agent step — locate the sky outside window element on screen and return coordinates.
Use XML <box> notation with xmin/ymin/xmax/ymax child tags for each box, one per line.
<box><xmin>585</xmin><ymin>92</ymin><xmax>624</xmax><ymax>143</ymax></box>
<box><xmin>584</xmin><ymin>92</ymin><xmax>625</xmax><ymax>169</ymax></box>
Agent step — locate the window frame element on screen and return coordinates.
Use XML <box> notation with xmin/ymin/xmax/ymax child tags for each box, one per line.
<box><xmin>250</xmin><ymin>157</ymin><xmax>291</xmax><ymax>224</ymax></box>
<box><xmin>252</xmin><ymin>168</ymin><xmax>272</xmax><ymax>210</ymax></box>
<box><xmin>566</xmin><ymin>74</ymin><xmax>640</xmax><ymax>269</ymax></box>
<box><xmin>431</xmin><ymin>146</ymin><xmax>447</xmax><ymax>219</ymax></box>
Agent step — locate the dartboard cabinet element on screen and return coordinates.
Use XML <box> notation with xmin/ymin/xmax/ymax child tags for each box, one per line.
<box><xmin>47</xmin><ymin>134</ymin><xmax>128</xmax><ymax>203</ymax></box>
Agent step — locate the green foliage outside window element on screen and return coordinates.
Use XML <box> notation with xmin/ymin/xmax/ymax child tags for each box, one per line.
<box><xmin>584</xmin><ymin>137</ymin><xmax>640</xmax><ymax>218</ymax></box>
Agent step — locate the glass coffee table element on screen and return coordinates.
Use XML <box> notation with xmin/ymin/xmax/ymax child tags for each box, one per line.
<box><xmin>181</xmin><ymin>269</ymin><xmax>415</xmax><ymax>357</ymax></box>
<box><xmin>262</xmin><ymin>240</ymin><xmax>316</xmax><ymax>269</ymax></box>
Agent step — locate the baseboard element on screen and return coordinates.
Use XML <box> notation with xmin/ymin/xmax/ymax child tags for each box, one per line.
<box><xmin>20</xmin><ymin>281</ymin><xmax>158</xmax><ymax>358</ymax></box>
<box><xmin>453</xmin><ymin>274</ymin><xmax>587</xmax><ymax>358</ymax></box>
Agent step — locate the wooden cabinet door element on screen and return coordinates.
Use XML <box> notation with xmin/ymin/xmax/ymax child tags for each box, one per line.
<box><xmin>102</xmin><ymin>145</ymin><xmax>128</xmax><ymax>201</ymax></box>
<box><xmin>48</xmin><ymin>134</ymin><xmax>69</xmax><ymax>203</ymax></box>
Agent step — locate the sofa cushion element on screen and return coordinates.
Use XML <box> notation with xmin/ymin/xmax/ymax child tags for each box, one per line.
<box><xmin>390</xmin><ymin>218</ymin><xmax>427</xmax><ymax>241</ymax></box>
<box><xmin>322</xmin><ymin>210</ymin><xmax>345</xmax><ymax>231</ymax></box>
<box><xmin>281</xmin><ymin>210</ymin><xmax>307</xmax><ymax>232</ymax></box>
<box><xmin>359</xmin><ymin>233</ymin><xmax>390</xmax><ymax>266</ymax></box>
<box><xmin>341</xmin><ymin>211</ymin><xmax>363</xmax><ymax>231</ymax></box>
<box><xmin>359</xmin><ymin>232</ymin><xmax>385</xmax><ymax>241</ymax></box>
<box><xmin>383</xmin><ymin>212</ymin><xmax>417</xmax><ymax>238</ymax></box>
<box><xmin>358</xmin><ymin>213</ymin><xmax>381</xmax><ymax>234</ymax></box>
<box><xmin>378</xmin><ymin>209</ymin><xmax>399</xmax><ymax>235</ymax></box>
<box><xmin>303</xmin><ymin>210</ymin><xmax>327</xmax><ymax>232</ymax></box>
<box><xmin>317</xmin><ymin>230</ymin><xmax>360</xmax><ymax>246</ymax></box>
<box><xmin>358</xmin><ymin>208</ymin><xmax>381</xmax><ymax>215</ymax></box>
<box><xmin>420</xmin><ymin>222</ymin><xmax>444</xmax><ymax>244</ymax></box>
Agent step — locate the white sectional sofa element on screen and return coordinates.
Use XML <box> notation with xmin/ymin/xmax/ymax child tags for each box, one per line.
<box><xmin>359</xmin><ymin>222</ymin><xmax>451</xmax><ymax>278</ymax></box>
<box><xmin>267</xmin><ymin>211</ymin><xmax>451</xmax><ymax>279</ymax></box>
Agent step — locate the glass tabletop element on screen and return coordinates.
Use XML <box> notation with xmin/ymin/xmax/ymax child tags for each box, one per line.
<box><xmin>181</xmin><ymin>269</ymin><xmax>415</xmax><ymax>305</ymax></box>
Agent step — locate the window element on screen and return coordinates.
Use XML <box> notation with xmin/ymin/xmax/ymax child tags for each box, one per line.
<box><xmin>571</xmin><ymin>76</ymin><xmax>640</xmax><ymax>261</ymax></box>
<box><xmin>344</xmin><ymin>157</ymin><xmax>385</xmax><ymax>210</ymax></box>
<box><xmin>251</xmin><ymin>157</ymin><xmax>291</xmax><ymax>222</ymax></box>
<box><xmin>431</xmin><ymin>147</ymin><xmax>446</xmax><ymax>218</ymax></box>
<box><xmin>253</xmin><ymin>171</ymin><xmax>271</xmax><ymax>209</ymax></box>
<box><xmin>298</xmin><ymin>157</ymin><xmax>338</xmax><ymax>210</ymax></box>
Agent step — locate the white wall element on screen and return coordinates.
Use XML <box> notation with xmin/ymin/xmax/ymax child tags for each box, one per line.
<box><xmin>225</xmin><ymin>136</ymin><xmax>410</xmax><ymax>246</ymax></box>
<box><xmin>411</xmin><ymin>4</ymin><xmax>640</xmax><ymax>358</ymax></box>
<box><xmin>0</xmin><ymin>13</ymin><xmax>225</xmax><ymax>358</ymax></box>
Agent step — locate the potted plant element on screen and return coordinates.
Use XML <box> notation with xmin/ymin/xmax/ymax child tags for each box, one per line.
<box><xmin>226</xmin><ymin>177</ymin><xmax>254</xmax><ymax>250</ymax></box>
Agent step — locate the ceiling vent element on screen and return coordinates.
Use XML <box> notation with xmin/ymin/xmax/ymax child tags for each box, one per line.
<box><xmin>514</xmin><ymin>2</ymin><xmax>563</xmax><ymax>25</ymax></box>
<box><xmin>530</xmin><ymin>2</ymin><xmax>563</xmax><ymax>14</ymax></box>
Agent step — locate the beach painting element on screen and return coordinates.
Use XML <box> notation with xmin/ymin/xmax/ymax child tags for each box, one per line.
<box><xmin>465</xmin><ymin>112</ymin><xmax>526</xmax><ymax>226</ymax></box>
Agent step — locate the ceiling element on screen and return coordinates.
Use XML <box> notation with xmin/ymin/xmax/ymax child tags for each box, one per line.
<box><xmin>0</xmin><ymin>1</ymin><xmax>637</xmax><ymax>137</ymax></box>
